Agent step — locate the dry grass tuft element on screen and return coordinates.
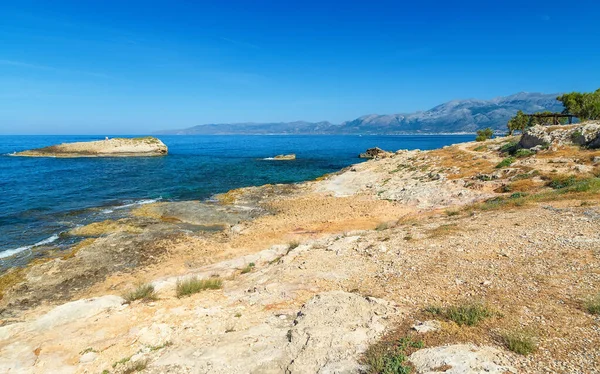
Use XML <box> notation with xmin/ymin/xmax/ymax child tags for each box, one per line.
<box><xmin>176</xmin><ymin>277</ymin><xmax>223</xmax><ymax>298</ymax></box>
<box><xmin>426</xmin><ymin>302</ymin><xmax>495</xmax><ymax>326</ymax></box>
<box><xmin>240</xmin><ymin>262</ymin><xmax>255</xmax><ymax>274</ymax></box>
<box><xmin>584</xmin><ymin>293</ymin><xmax>600</xmax><ymax>315</ymax></box>
<box><xmin>124</xmin><ymin>283</ymin><xmax>157</xmax><ymax>303</ymax></box>
<box><xmin>427</xmin><ymin>224</ymin><xmax>460</xmax><ymax>238</ymax></box>
<box><xmin>501</xmin><ymin>331</ymin><xmax>537</xmax><ymax>355</ymax></box>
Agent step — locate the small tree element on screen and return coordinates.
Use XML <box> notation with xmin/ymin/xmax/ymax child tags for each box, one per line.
<box><xmin>507</xmin><ymin>110</ymin><xmax>529</xmax><ymax>135</ymax></box>
<box><xmin>557</xmin><ymin>89</ymin><xmax>600</xmax><ymax>120</ymax></box>
<box><xmin>475</xmin><ymin>128</ymin><xmax>494</xmax><ymax>142</ymax></box>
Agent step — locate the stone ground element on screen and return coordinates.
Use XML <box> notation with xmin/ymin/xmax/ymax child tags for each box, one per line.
<box><xmin>1</xmin><ymin>129</ymin><xmax>600</xmax><ymax>373</ymax></box>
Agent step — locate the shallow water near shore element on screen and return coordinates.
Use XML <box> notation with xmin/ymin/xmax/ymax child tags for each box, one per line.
<box><xmin>0</xmin><ymin>134</ymin><xmax>473</xmax><ymax>264</ymax></box>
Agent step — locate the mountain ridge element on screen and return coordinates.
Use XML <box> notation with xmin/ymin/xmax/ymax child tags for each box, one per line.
<box><xmin>158</xmin><ymin>92</ymin><xmax>563</xmax><ymax>135</ymax></box>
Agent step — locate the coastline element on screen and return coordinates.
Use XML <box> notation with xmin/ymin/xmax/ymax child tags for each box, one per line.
<box><xmin>1</xmin><ymin>131</ymin><xmax>600</xmax><ymax>373</ymax></box>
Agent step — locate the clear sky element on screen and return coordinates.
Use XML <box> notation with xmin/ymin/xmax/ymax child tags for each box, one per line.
<box><xmin>1</xmin><ymin>0</ymin><xmax>599</xmax><ymax>134</ymax></box>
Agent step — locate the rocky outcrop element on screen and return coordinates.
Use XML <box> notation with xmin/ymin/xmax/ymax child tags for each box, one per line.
<box><xmin>273</xmin><ymin>154</ymin><xmax>296</xmax><ymax>160</ymax></box>
<box><xmin>13</xmin><ymin>137</ymin><xmax>168</xmax><ymax>157</ymax></box>
<box><xmin>518</xmin><ymin>125</ymin><xmax>554</xmax><ymax>149</ymax></box>
<box><xmin>519</xmin><ymin>122</ymin><xmax>600</xmax><ymax>150</ymax></box>
<box><xmin>284</xmin><ymin>292</ymin><xmax>393</xmax><ymax>373</ymax></box>
<box><xmin>359</xmin><ymin>147</ymin><xmax>393</xmax><ymax>159</ymax></box>
<box><xmin>409</xmin><ymin>344</ymin><xmax>516</xmax><ymax>374</ymax></box>
<box><xmin>576</xmin><ymin>122</ymin><xmax>600</xmax><ymax>148</ymax></box>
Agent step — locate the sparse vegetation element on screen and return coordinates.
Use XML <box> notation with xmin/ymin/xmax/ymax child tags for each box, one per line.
<box><xmin>426</xmin><ymin>302</ymin><xmax>495</xmax><ymax>326</ymax></box>
<box><xmin>427</xmin><ymin>223</ymin><xmax>460</xmax><ymax>238</ymax></box>
<box><xmin>584</xmin><ymin>293</ymin><xmax>600</xmax><ymax>315</ymax></box>
<box><xmin>464</xmin><ymin>176</ymin><xmax>600</xmax><ymax>213</ymax></box>
<box><xmin>515</xmin><ymin>149</ymin><xmax>534</xmax><ymax>158</ymax></box>
<box><xmin>499</xmin><ymin>141</ymin><xmax>518</xmax><ymax>154</ymax></box>
<box><xmin>473</xmin><ymin>145</ymin><xmax>486</xmax><ymax>152</ymax></box>
<box><xmin>123</xmin><ymin>283</ymin><xmax>157</xmax><ymax>303</ymax></box>
<box><xmin>113</xmin><ymin>356</ymin><xmax>132</xmax><ymax>368</ymax></box>
<box><xmin>122</xmin><ymin>359</ymin><xmax>148</xmax><ymax>374</ymax></box>
<box><xmin>176</xmin><ymin>277</ymin><xmax>223</xmax><ymax>298</ymax></box>
<box><xmin>547</xmin><ymin>175</ymin><xmax>578</xmax><ymax>189</ymax></box>
<box><xmin>288</xmin><ymin>241</ymin><xmax>300</xmax><ymax>250</ymax></box>
<box><xmin>376</xmin><ymin>222</ymin><xmax>390</xmax><ymax>231</ymax></box>
<box><xmin>241</xmin><ymin>262</ymin><xmax>255</xmax><ymax>274</ymax></box>
<box><xmin>445</xmin><ymin>210</ymin><xmax>459</xmax><ymax>216</ymax></box>
<box><xmin>502</xmin><ymin>331</ymin><xmax>537</xmax><ymax>355</ymax></box>
<box><xmin>0</xmin><ymin>267</ymin><xmax>25</xmax><ymax>300</ymax></box>
<box><xmin>496</xmin><ymin>157</ymin><xmax>515</xmax><ymax>169</ymax></box>
<box><xmin>475</xmin><ymin>128</ymin><xmax>494</xmax><ymax>142</ymax></box>
<box><xmin>363</xmin><ymin>336</ymin><xmax>423</xmax><ymax>374</ymax></box>
<box><xmin>571</xmin><ymin>130</ymin><xmax>583</xmax><ymax>143</ymax></box>
<box><xmin>148</xmin><ymin>341</ymin><xmax>172</xmax><ymax>352</ymax></box>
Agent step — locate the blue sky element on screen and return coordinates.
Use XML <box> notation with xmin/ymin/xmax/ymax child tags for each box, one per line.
<box><xmin>1</xmin><ymin>0</ymin><xmax>599</xmax><ymax>134</ymax></box>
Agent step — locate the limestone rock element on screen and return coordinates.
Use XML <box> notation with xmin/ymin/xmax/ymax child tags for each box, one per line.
<box><xmin>79</xmin><ymin>351</ymin><xmax>98</xmax><ymax>363</ymax></box>
<box><xmin>409</xmin><ymin>344</ymin><xmax>516</xmax><ymax>374</ymax></box>
<box><xmin>359</xmin><ymin>147</ymin><xmax>393</xmax><ymax>159</ymax></box>
<box><xmin>411</xmin><ymin>320</ymin><xmax>441</xmax><ymax>334</ymax></box>
<box><xmin>519</xmin><ymin>122</ymin><xmax>600</xmax><ymax>149</ymax></box>
<box><xmin>518</xmin><ymin>125</ymin><xmax>553</xmax><ymax>149</ymax></box>
<box><xmin>31</xmin><ymin>295</ymin><xmax>125</xmax><ymax>332</ymax></box>
<box><xmin>273</xmin><ymin>154</ymin><xmax>296</xmax><ymax>160</ymax></box>
<box><xmin>13</xmin><ymin>137</ymin><xmax>168</xmax><ymax>157</ymax></box>
<box><xmin>285</xmin><ymin>291</ymin><xmax>393</xmax><ymax>373</ymax></box>
<box><xmin>136</xmin><ymin>323</ymin><xmax>172</xmax><ymax>347</ymax></box>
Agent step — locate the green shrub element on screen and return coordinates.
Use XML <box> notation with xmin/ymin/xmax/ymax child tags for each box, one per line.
<box><xmin>507</xmin><ymin>110</ymin><xmax>530</xmax><ymax>135</ymax></box>
<box><xmin>584</xmin><ymin>293</ymin><xmax>600</xmax><ymax>315</ymax></box>
<box><xmin>502</xmin><ymin>331</ymin><xmax>537</xmax><ymax>355</ymax></box>
<box><xmin>547</xmin><ymin>175</ymin><xmax>578</xmax><ymax>189</ymax></box>
<box><xmin>475</xmin><ymin>128</ymin><xmax>494</xmax><ymax>142</ymax></box>
<box><xmin>559</xmin><ymin>177</ymin><xmax>600</xmax><ymax>193</ymax></box>
<box><xmin>514</xmin><ymin>149</ymin><xmax>534</xmax><ymax>158</ymax></box>
<box><xmin>176</xmin><ymin>277</ymin><xmax>222</xmax><ymax>298</ymax></box>
<box><xmin>473</xmin><ymin>145</ymin><xmax>487</xmax><ymax>152</ymax></box>
<box><xmin>363</xmin><ymin>337</ymin><xmax>423</xmax><ymax>374</ymax></box>
<box><xmin>123</xmin><ymin>283</ymin><xmax>157</xmax><ymax>303</ymax></box>
<box><xmin>499</xmin><ymin>141</ymin><xmax>518</xmax><ymax>154</ymax></box>
<box><xmin>496</xmin><ymin>157</ymin><xmax>515</xmax><ymax>169</ymax></box>
<box><xmin>288</xmin><ymin>241</ymin><xmax>300</xmax><ymax>250</ymax></box>
<box><xmin>426</xmin><ymin>303</ymin><xmax>494</xmax><ymax>326</ymax></box>
<box><xmin>571</xmin><ymin>130</ymin><xmax>583</xmax><ymax>143</ymax></box>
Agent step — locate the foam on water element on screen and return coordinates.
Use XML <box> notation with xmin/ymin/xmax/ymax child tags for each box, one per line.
<box><xmin>113</xmin><ymin>198</ymin><xmax>162</xmax><ymax>210</ymax></box>
<box><xmin>0</xmin><ymin>234</ymin><xmax>60</xmax><ymax>259</ymax></box>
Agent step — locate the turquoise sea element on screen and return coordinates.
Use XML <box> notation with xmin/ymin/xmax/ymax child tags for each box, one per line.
<box><xmin>0</xmin><ymin>134</ymin><xmax>473</xmax><ymax>266</ymax></box>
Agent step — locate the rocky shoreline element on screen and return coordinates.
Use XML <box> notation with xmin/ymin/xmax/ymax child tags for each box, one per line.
<box><xmin>1</xmin><ymin>125</ymin><xmax>600</xmax><ymax>373</ymax></box>
<box><xmin>12</xmin><ymin>136</ymin><xmax>168</xmax><ymax>157</ymax></box>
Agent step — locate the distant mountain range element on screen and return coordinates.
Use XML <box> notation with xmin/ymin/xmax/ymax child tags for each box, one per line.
<box><xmin>158</xmin><ymin>92</ymin><xmax>564</xmax><ymax>135</ymax></box>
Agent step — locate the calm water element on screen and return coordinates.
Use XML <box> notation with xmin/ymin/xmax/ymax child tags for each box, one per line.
<box><xmin>0</xmin><ymin>134</ymin><xmax>473</xmax><ymax>263</ymax></box>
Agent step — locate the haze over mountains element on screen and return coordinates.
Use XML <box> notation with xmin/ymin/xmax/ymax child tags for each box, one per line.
<box><xmin>159</xmin><ymin>92</ymin><xmax>564</xmax><ymax>135</ymax></box>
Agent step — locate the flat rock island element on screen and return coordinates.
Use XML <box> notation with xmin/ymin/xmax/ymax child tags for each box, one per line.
<box><xmin>13</xmin><ymin>136</ymin><xmax>168</xmax><ymax>157</ymax></box>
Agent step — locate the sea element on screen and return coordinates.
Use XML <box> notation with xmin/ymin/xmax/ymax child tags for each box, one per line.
<box><xmin>0</xmin><ymin>134</ymin><xmax>473</xmax><ymax>267</ymax></box>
